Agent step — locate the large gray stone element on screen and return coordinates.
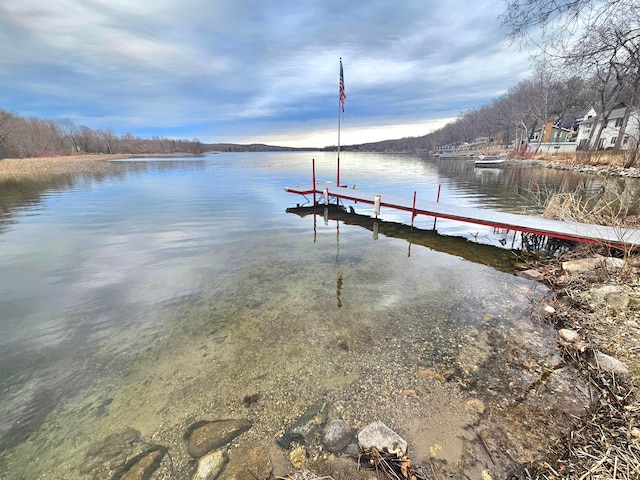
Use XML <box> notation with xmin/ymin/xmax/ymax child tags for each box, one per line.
<box><xmin>594</xmin><ymin>351</ymin><xmax>630</xmax><ymax>376</ymax></box>
<box><xmin>562</xmin><ymin>256</ymin><xmax>625</xmax><ymax>273</ymax></box>
<box><xmin>357</xmin><ymin>421</ymin><xmax>407</xmax><ymax>455</ymax></box>
<box><xmin>592</xmin><ymin>285</ymin><xmax>630</xmax><ymax>309</ymax></box>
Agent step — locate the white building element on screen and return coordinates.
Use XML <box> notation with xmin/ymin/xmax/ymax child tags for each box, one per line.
<box><xmin>576</xmin><ymin>106</ymin><xmax>640</xmax><ymax>150</ymax></box>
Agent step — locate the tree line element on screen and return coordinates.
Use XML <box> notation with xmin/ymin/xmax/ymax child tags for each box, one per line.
<box><xmin>0</xmin><ymin>108</ymin><xmax>205</xmax><ymax>159</ymax></box>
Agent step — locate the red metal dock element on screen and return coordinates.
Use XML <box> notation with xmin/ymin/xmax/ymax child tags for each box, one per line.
<box><xmin>284</xmin><ymin>183</ymin><xmax>640</xmax><ymax>249</ymax></box>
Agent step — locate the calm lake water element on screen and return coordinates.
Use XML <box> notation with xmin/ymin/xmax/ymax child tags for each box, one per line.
<box><xmin>0</xmin><ymin>152</ymin><xmax>614</xmax><ymax>478</ymax></box>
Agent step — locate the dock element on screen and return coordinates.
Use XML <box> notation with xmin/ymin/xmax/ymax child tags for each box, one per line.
<box><xmin>284</xmin><ymin>183</ymin><xmax>640</xmax><ymax>249</ymax></box>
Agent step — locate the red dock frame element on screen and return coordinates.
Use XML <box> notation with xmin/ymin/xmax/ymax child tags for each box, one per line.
<box><xmin>285</xmin><ymin>178</ymin><xmax>640</xmax><ymax>250</ymax></box>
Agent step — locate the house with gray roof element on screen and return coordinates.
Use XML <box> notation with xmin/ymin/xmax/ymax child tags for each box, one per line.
<box><xmin>576</xmin><ymin>105</ymin><xmax>639</xmax><ymax>150</ymax></box>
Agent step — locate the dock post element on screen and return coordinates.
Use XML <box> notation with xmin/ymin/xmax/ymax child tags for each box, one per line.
<box><xmin>433</xmin><ymin>185</ymin><xmax>441</xmax><ymax>230</ymax></box>
<box><xmin>374</xmin><ymin>194</ymin><xmax>381</xmax><ymax>218</ymax></box>
<box><xmin>312</xmin><ymin>158</ymin><xmax>316</xmax><ymax>205</ymax></box>
<box><xmin>411</xmin><ymin>191</ymin><xmax>417</xmax><ymax>224</ymax></box>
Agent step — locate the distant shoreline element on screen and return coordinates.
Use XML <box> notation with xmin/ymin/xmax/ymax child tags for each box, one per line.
<box><xmin>0</xmin><ymin>153</ymin><xmax>202</xmax><ymax>180</ymax></box>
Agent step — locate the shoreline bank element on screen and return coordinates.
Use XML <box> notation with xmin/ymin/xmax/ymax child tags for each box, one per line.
<box><xmin>0</xmin><ymin>153</ymin><xmax>203</xmax><ymax>180</ymax></box>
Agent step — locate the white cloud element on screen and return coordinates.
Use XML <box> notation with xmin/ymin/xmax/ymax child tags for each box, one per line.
<box><xmin>236</xmin><ymin>118</ymin><xmax>456</xmax><ymax>148</ymax></box>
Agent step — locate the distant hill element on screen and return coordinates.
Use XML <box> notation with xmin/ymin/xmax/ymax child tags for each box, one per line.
<box><xmin>322</xmin><ymin>134</ymin><xmax>434</xmax><ymax>153</ymax></box>
<box><xmin>204</xmin><ymin>135</ymin><xmax>435</xmax><ymax>154</ymax></box>
<box><xmin>205</xmin><ymin>143</ymin><xmax>316</xmax><ymax>152</ymax></box>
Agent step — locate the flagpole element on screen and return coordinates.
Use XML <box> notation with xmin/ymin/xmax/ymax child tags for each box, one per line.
<box><xmin>337</xmin><ymin>58</ymin><xmax>342</xmax><ymax>187</ymax></box>
<box><xmin>337</xmin><ymin>102</ymin><xmax>341</xmax><ymax>187</ymax></box>
<box><xmin>337</xmin><ymin>58</ymin><xmax>345</xmax><ymax>187</ymax></box>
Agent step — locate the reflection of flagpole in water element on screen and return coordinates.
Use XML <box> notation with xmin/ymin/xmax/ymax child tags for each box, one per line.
<box><xmin>408</xmin><ymin>191</ymin><xmax>417</xmax><ymax>257</ymax></box>
<box><xmin>336</xmin><ymin>220</ymin><xmax>340</xmax><ymax>263</ymax></box>
<box><xmin>313</xmin><ymin>204</ymin><xmax>317</xmax><ymax>243</ymax></box>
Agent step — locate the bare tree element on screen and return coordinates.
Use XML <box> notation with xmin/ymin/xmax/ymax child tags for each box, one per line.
<box><xmin>0</xmin><ymin>109</ymin><xmax>14</xmax><ymax>158</ymax></box>
<box><xmin>97</xmin><ymin>129</ymin><xmax>117</xmax><ymax>154</ymax></box>
<box><xmin>58</xmin><ymin>119</ymin><xmax>80</xmax><ymax>154</ymax></box>
<box><xmin>501</xmin><ymin>0</ymin><xmax>640</xmax><ymax>158</ymax></box>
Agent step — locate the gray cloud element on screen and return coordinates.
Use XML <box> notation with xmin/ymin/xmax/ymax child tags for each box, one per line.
<box><xmin>0</xmin><ymin>0</ymin><xmax>532</xmax><ymax>145</ymax></box>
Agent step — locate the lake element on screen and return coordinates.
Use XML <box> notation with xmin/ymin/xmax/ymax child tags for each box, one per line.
<box><xmin>0</xmin><ymin>152</ymin><xmax>610</xmax><ymax>478</ymax></box>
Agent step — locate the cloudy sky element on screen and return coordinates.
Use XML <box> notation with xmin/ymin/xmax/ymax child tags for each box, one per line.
<box><xmin>1</xmin><ymin>0</ymin><xmax>533</xmax><ymax>148</ymax></box>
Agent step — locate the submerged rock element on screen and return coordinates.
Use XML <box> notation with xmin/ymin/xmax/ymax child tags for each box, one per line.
<box><xmin>289</xmin><ymin>445</ymin><xmax>307</xmax><ymax>469</ymax></box>
<box><xmin>276</xmin><ymin>400</ymin><xmax>328</xmax><ymax>449</ymax></box>
<box><xmin>191</xmin><ymin>449</ymin><xmax>228</xmax><ymax>480</ymax></box>
<box><xmin>118</xmin><ymin>445</ymin><xmax>167</xmax><ymax>480</ymax></box>
<box><xmin>357</xmin><ymin>421</ymin><xmax>407</xmax><ymax>455</ymax></box>
<box><xmin>525</xmin><ymin>366</ymin><xmax>593</xmax><ymax>417</ymax></box>
<box><xmin>321</xmin><ymin>419</ymin><xmax>353</xmax><ymax>453</ymax></box>
<box><xmin>79</xmin><ymin>428</ymin><xmax>142</xmax><ymax>476</ymax></box>
<box><xmin>220</xmin><ymin>443</ymin><xmax>272</xmax><ymax>480</ymax></box>
<box><xmin>416</xmin><ymin>368</ymin><xmax>446</xmax><ymax>382</ymax></box>
<box><xmin>185</xmin><ymin>419</ymin><xmax>251</xmax><ymax>458</ymax></box>
<box><xmin>464</xmin><ymin>398</ymin><xmax>486</xmax><ymax>414</ymax></box>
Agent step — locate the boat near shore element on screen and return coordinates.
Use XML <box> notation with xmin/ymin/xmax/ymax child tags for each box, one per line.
<box><xmin>436</xmin><ymin>151</ymin><xmax>476</xmax><ymax>159</ymax></box>
<box><xmin>475</xmin><ymin>154</ymin><xmax>505</xmax><ymax>167</ymax></box>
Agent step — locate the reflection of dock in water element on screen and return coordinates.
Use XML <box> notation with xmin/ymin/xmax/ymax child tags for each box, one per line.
<box><xmin>286</xmin><ymin>204</ymin><xmax>538</xmax><ymax>273</ymax></box>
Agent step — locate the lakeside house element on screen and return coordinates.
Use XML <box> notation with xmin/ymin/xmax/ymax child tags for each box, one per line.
<box><xmin>575</xmin><ymin>105</ymin><xmax>639</xmax><ymax>150</ymax></box>
<box><xmin>529</xmin><ymin>117</ymin><xmax>578</xmax><ymax>154</ymax></box>
<box><xmin>435</xmin><ymin>103</ymin><xmax>639</xmax><ymax>156</ymax></box>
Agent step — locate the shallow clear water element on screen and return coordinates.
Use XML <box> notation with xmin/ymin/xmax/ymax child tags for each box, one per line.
<box><xmin>0</xmin><ymin>152</ymin><xmax>608</xmax><ymax>477</ymax></box>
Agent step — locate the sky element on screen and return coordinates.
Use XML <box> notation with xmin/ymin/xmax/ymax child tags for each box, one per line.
<box><xmin>0</xmin><ymin>0</ymin><xmax>534</xmax><ymax>148</ymax></box>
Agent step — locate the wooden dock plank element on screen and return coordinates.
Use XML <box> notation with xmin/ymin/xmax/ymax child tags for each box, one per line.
<box><xmin>285</xmin><ymin>184</ymin><xmax>640</xmax><ymax>248</ymax></box>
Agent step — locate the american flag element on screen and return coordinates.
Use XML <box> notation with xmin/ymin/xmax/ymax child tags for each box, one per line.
<box><xmin>339</xmin><ymin>59</ymin><xmax>346</xmax><ymax>112</ymax></box>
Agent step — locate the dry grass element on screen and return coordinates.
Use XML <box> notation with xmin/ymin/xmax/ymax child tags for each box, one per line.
<box><xmin>531</xmin><ymin>151</ymin><xmax>630</xmax><ymax>168</ymax></box>
<box><xmin>0</xmin><ymin>153</ymin><xmax>202</xmax><ymax>180</ymax></box>
<box><xmin>0</xmin><ymin>154</ymin><xmax>128</xmax><ymax>180</ymax></box>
